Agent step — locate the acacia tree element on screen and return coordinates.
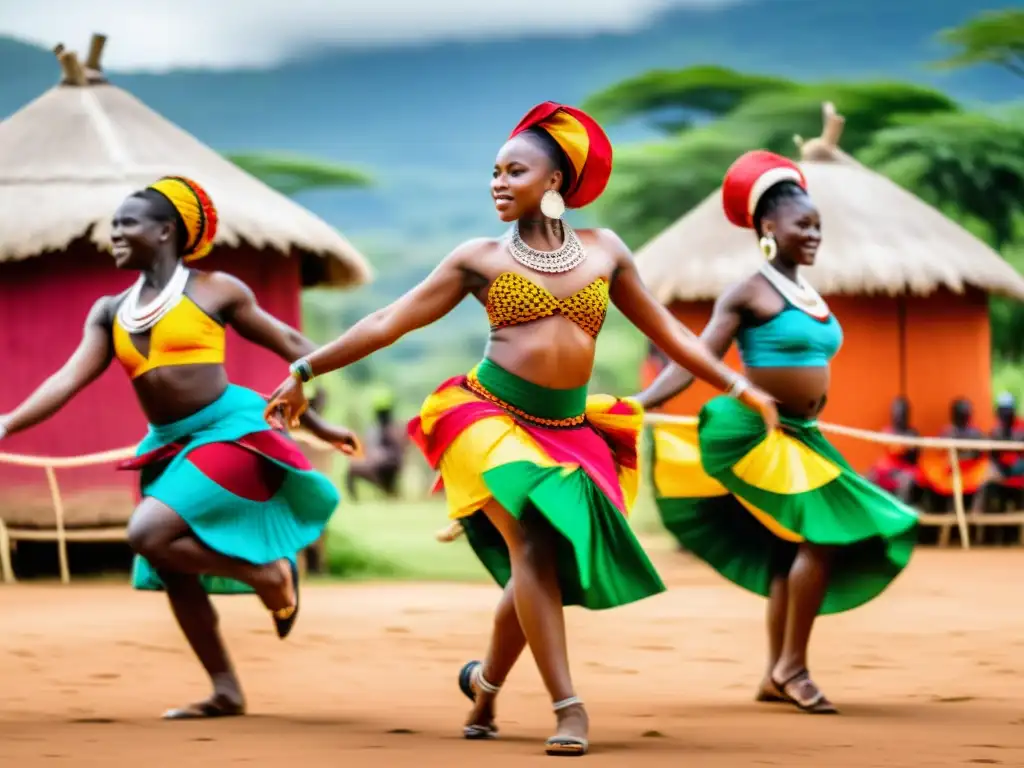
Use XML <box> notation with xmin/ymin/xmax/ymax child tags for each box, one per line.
<box><xmin>932</xmin><ymin>9</ymin><xmax>1024</xmax><ymax>80</ymax></box>
<box><xmin>226</xmin><ymin>151</ymin><xmax>372</xmax><ymax>196</ymax></box>
<box><xmin>585</xmin><ymin>67</ymin><xmax>958</xmax><ymax>248</ymax></box>
<box><xmin>858</xmin><ymin>111</ymin><xmax>1024</xmax><ymax>250</ymax></box>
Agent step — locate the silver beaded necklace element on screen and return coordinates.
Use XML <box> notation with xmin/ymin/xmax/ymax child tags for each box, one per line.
<box><xmin>507</xmin><ymin>221</ymin><xmax>586</xmax><ymax>274</ymax></box>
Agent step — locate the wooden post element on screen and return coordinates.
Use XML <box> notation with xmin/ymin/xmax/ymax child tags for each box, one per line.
<box><xmin>57</xmin><ymin>51</ymin><xmax>88</xmax><ymax>86</ymax></box>
<box><xmin>86</xmin><ymin>33</ymin><xmax>107</xmax><ymax>71</ymax></box>
<box><xmin>947</xmin><ymin>446</ymin><xmax>971</xmax><ymax>550</ymax></box>
<box><xmin>44</xmin><ymin>467</ymin><xmax>71</xmax><ymax>584</ymax></box>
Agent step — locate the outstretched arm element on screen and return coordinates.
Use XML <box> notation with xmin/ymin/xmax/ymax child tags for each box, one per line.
<box><xmin>0</xmin><ymin>298</ymin><xmax>116</xmax><ymax>439</ymax></box>
<box><xmin>604</xmin><ymin>231</ymin><xmax>776</xmax><ymax>429</ymax></box>
<box><xmin>209</xmin><ymin>272</ymin><xmax>318</xmax><ymax>361</ymax></box>
<box><xmin>634</xmin><ymin>287</ymin><xmax>745</xmax><ymax>410</ymax></box>
<box><xmin>303</xmin><ymin>241</ymin><xmax>481</xmax><ymax>376</ymax></box>
<box><xmin>265</xmin><ymin>240</ymin><xmax>483</xmax><ymax>426</ymax></box>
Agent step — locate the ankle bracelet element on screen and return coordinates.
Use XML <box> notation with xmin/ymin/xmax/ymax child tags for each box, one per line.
<box><xmin>475</xmin><ymin>666</ymin><xmax>501</xmax><ymax>695</ymax></box>
<box><xmin>553</xmin><ymin>695</ymin><xmax>582</xmax><ymax>711</ymax></box>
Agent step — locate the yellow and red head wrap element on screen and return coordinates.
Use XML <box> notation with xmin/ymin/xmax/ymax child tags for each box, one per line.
<box><xmin>721</xmin><ymin>150</ymin><xmax>807</xmax><ymax>230</ymax></box>
<box><xmin>146</xmin><ymin>176</ymin><xmax>219</xmax><ymax>262</ymax></box>
<box><xmin>509</xmin><ymin>102</ymin><xmax>613</xmax><ymax>210</ymax></box>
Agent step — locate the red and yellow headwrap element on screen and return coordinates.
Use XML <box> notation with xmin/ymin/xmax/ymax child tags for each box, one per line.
<box><xmin>509</xmin><ymin>102</ymin><xmax>613</xmax><ymax>209</ymax></box>
<box><xmin>147</xmin><ymin>176</ymin><xmax>219</xmax><ymax>262</ymax></box>
<box><xmin>721</xmin><ymin>150</ymin><xmax>807</xmax><ymax>230</ymax></box>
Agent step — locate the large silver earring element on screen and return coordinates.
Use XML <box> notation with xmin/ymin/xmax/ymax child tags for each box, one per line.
<box><xmin>759</xmin><ymin>235</ymin><xmax>777</xmax><ymax>260</ymax></box>
<box><xmin>540</xmin><ymin>189</ymin><xmax>565</xmax><ymax>219</ymax></box>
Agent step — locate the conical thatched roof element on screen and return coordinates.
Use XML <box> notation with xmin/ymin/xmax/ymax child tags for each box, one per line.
<box><xmin>636</xmin><ymin>102</ymin><xmax>1024</xmax><ymax>304</ymax></box>
<box><xmin>0</xmin><ymin>35</ymin><xmax>373</xmax><ymax>288</ymax></box>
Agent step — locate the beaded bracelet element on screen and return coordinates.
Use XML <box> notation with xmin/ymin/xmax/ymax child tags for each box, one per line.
<box><xmin>289</xmin><ymin>358</ymin><xmax>314</xmax><ymax>383</ymax></box>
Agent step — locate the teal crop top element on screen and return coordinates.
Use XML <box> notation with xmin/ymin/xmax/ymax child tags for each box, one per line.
<box><xmin>736</xmin><ymin>303</ymin><xmax>843</xmax><ymax>368</ymax></box>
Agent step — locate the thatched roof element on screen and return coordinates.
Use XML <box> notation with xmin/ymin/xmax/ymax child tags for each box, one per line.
<box><xmin>0</xmin><ymin>35</ymin><xmax>373</xmax><ymax>289</ymax></box>
<box><xmin>636</xmin><ymin>102</ymin><xmax>1024</xmax><ymax>304</ymax></box>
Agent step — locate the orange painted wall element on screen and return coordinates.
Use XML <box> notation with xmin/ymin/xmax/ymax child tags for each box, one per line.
<box><xmin>903</xmin><ymin>288</ymin><xmax>993</xmax><ymax>437</ymax></box>
<box><xmin>641</xmin><ymin>289</ymin><xmax>993</xmax><ymax>473</ymax></box>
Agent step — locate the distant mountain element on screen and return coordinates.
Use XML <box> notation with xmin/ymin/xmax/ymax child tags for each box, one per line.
<box><xmin>1</xmin><ymin>0</ymin><xmax>1015</xmax><ymax>249</ymax></box>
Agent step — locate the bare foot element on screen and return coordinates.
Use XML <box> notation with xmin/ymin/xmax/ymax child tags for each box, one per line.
<box><xmin>253</xmin><ymin>558</ymin><xmax>294</xmax><ymax>613</ymax></box>
<box><xmin>546</xmin><ymin>702</ymin><xmax>589</xmax><ymax>756</ymax></box>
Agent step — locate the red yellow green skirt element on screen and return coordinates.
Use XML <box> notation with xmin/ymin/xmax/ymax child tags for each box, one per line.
<box><xmin>651</xmin><ymin>396</ymin><xmax>919</xmax><ymax>615</ymax></box>
<box><xmin>408</xmin><ymin>358</ymin><xmax>666</xmax><ymax>610</ymax></box>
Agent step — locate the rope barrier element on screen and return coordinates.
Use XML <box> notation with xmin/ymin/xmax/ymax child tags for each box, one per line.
<box><xmin>0</xmin><ymin>416</ymin><xmax>1019</xmax><ymax>583</ymax></box>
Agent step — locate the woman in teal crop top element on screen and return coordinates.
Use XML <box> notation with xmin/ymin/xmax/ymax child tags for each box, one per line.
<box><xmin>636</xmin><ymin>150</ymin><xmax>918</xmax><ymax>716</ymax></box>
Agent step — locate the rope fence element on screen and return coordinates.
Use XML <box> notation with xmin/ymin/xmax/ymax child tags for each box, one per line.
<box><xmin>0</xmin><ymin>431</ymin><xmax>335</xmax><ymax>585</ymax></box>
<box><xmin>1</xmin><ymin>419</ymin><xmax>1023</xmax><ymax>583</ymax></box>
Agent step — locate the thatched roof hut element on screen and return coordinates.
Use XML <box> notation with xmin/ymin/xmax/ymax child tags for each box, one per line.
<box><xmin>0</xmin><ymin>34</ymin><xmax>373</xmax><ymax>287</ymax></box>
<box><xmin>637</xmin><ymin>103</ymin><xmax>1024</xmax><ymax>470</ymax></box>
<box><xmin>636</xmin><ymin>103</ymin><xmax>1024</xmax><ymax>304</ymax></box>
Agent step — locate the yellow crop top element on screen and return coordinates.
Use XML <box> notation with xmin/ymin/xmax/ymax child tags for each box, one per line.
<box><xmin>485</xmin><ymin>271</ymin><xmax>609</xmax><ymax>338</ymax></box>
<box><xmin>113</xmin><ymin>296</ymin><xmax>226</xmax><ymax>379</ymax></box>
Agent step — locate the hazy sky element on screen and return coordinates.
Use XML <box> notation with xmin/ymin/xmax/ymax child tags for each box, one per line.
<box><xmin>2</xmin><ymin>0</ymin><xmax>749</xmax><ymax>71</ymax></box>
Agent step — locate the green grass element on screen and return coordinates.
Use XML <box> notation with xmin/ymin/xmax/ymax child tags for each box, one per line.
<box><xmin>319</xmin><ymin>476</ymin><xmax>669</xmax><ymax>583</ymax></box>
<box><xmin>324</xmin><ymin>497</ymin><xmax>490</xmax><ymax>582</ymax></box>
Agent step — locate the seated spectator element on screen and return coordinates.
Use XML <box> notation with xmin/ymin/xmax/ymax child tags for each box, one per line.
<box><xmin>919</xmin><ymin>398</ymin><xmax>988</xmax><ymax>514</ymax></box>
<box><xmin>973</xmin><ymin>392</ymin><xmax>1024</xmax><ymax>543</ymax></box>
<box><xmin>867</xmin><ymin>396</ymin><xmax>924</xmax><ymax>504</ymax></box>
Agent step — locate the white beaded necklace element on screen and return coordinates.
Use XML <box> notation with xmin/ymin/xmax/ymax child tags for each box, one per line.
<box><xmin>507</xmin><ymin>221</ymin><xmax>586</xmax><ymax>274</ymax></box>
<box><xmin>117</xmin><ymin>263</ymin><xmax>190</xmax><ymax>334</ymax></box>
<box><xmin>759</xmin><ymin>262</ymin><xmax>830</xmax><ymax>320</ymax></box>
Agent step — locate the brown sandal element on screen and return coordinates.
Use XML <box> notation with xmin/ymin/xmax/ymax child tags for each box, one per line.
<box><xmin>771</xmin><ymin>669</ymin><xmax>838</xmax><ymax>714</ymax></box>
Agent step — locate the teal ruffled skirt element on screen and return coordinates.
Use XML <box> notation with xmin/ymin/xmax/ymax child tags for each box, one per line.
<box><xmin>122</xmin><ymin>384</ymin><xmax>341</xmax><ymax>594</ymax></box>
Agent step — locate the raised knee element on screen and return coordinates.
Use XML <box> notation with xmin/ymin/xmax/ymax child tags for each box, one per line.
<box><xmin>126</xmin><ymin>517</ymin><xmax>164</xmax><ymax>559</ymax></box>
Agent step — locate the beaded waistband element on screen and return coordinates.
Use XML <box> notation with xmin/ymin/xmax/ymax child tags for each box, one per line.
<box><xmin>466</xmin><ymin>360</ymin><xmax>587</xmax><ymax>428</ymax></box>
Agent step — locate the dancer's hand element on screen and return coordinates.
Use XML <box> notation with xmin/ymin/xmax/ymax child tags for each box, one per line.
<box><xmin>264</xmin><ymin>376</ymin><xmax>309</xmax><ymax>429</ymax></box>
<box><xmin>739</xmin><ymin>386</ymin><xmax>779</xmax><ymax>432</ymax></box>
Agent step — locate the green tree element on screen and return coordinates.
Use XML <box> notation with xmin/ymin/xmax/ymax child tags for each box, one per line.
<box><xmin>590</xmin><ymin>68</ymin><xmax>958</xmax><ymax>249</ymax></box>
<box><xmin>932</xmin><ymin>9</ymin><xmax>1024</xmax><ymax>79</ymax></box>
<box><xmin>594</xmin><ymin>127</ymin><xmax>752</xmax><ymax>249</ymax></box>
<box><xmin>582</xmin><ymin>66</ymin><xmax>793</xmax><ymax>131</ymax></box>
<box><xmin>226</xmin><ymin>151</ymin><xmax>372</xmax><ymax>196</ymax></box>
<box><xmin>857</xmin><ymin>111</ymin><xmax>1024</xmax><ymax>249</ymax></box>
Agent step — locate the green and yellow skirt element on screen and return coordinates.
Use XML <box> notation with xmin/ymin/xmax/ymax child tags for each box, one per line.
<box><xmin>651</xmin><ymin>396</ymin><xmax>919</xmax><ymax>615</ymax></box>
<box><xmin>409</xmin><ymin>358</ymin><xmax>666</xmax><ymax>610</ymax></box>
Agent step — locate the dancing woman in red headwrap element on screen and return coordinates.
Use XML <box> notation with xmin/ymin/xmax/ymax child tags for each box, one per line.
<box><xmin>266</xmin><ymin>103</ymin><xmax>778</xmax><ymax>756</ymax></box>
<box><xmin>635</xmin><ymin>151</ymin><xmax>919</xmax><ymax>714</ymax></box>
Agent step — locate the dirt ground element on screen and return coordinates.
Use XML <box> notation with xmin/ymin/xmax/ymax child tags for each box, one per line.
<box><xmin>2</xmin><ymin>545</ymin><xmax>1024</xmax><ymax>767</ymax></box>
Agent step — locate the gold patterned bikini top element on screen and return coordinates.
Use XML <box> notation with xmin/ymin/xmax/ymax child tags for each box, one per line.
<box><xmin>485</xmin><ymin>271</ymin><xmax>609</xmax><ymax>338</ymax></box>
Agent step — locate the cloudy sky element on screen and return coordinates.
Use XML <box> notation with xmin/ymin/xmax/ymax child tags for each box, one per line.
<box><xmin>2</xmin><ymin>0</ymin><xmax>749</xmax><ymax>71</ymax></box>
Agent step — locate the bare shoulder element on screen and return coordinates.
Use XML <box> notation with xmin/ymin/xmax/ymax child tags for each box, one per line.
<box><xmin>715</xmin><ymin>274</ymin><xmax>761</xmax><ymax>311</ymax></box>
<box><xmin>446</xmin><ymin>236</ymin><xmax>503</xmax><ymax>266</ymax></box>
<box><xmin>88</xmin><ymin>293</ymin><xmax>125</xmax><ymax>328</ymax></box>
<box><xmin>196</xmin><ymin>269</ymin><xmax>251</xmax><ymax>295</ymax></box>
<box><xmin>579</xmin><ymin>227</ymin><xmax>631</xmax><ymax>258</ymax></box>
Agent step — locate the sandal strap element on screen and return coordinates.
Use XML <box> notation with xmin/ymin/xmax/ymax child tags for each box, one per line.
<box><xmin>775</xmin><ymin>669</ymin><xmax>826</xmax><ymax>708</ymax></box>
